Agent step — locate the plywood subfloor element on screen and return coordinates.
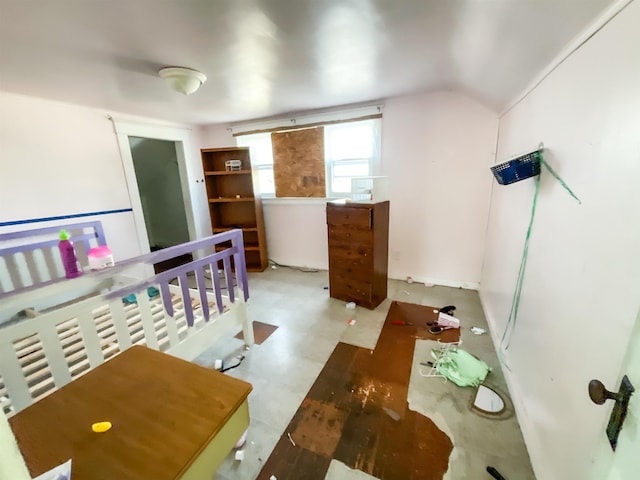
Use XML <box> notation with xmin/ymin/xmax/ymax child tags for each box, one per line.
<box><xmin>235</xmin><ymin>321</ymin><xmax>279</xmax><ymax>345</ymax></box>
<box><xmin>257</xmin><ymin>301</ymin><xmax>460</xmax><ymax>480</ymax></box>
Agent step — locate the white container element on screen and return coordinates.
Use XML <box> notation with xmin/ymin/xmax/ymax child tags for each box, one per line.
<box><xmin>225</xmin><ymin>159</ymin><xmax>242</xmax><ymax>171</ymax></box>
<box><xmin>87</xmin><ymin>246</ymin><xmax>114</xmax><ymax>270</ymax></box>
<box><xmin>351</xmin><ymin>176</ymin><xmax>389</xmax><ymax>202</ymax></box>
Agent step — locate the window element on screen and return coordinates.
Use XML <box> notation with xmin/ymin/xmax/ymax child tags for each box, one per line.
<box><xmin>236</xmin><ymin>118</ymin><xmax>380</xmax><ymax>198</ymax></box>
<box><xmin>236</xmin><ymin>133</ymin><xmax>275</xmax><ymax>196</ymax></box>
<box><xmin>325</xmin><ymin>119</ymin><xmax>379</xmax><ymax>197</ymax></box>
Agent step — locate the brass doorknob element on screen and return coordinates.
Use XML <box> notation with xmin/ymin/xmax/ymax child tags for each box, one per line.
<box><xmin>588</xmin><ymin>379</ymin><xmax>621</xmax><ymax>405</ymax></box>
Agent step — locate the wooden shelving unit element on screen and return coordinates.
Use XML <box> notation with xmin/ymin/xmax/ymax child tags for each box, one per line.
<box><xmin>201</xmin><ymin>147</ymin><xmax>268</xmax><ymax>272</ymax></box>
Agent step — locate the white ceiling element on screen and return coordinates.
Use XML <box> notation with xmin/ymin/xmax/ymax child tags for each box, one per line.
<box><xmin>0</xmin><ymin>0</ymin><xmax>613</xmax><ymax>125</ymax></box>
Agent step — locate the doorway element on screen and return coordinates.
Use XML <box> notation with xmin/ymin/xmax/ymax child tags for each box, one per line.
<box><xmin>128</xmin><ymin>137</ymin><xmax>192</xmax><ymax>271</ymax></box>
<box><xmin>113</xmin><ymin>119</ymin><xmax>204</xmax><ymax>272</ymax></box>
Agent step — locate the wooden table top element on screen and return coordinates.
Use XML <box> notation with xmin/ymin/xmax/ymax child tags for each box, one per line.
<box><xmin>9</xmin><ymin>345</ymin><xmax>252</xmax><ymax>479</ymax></box>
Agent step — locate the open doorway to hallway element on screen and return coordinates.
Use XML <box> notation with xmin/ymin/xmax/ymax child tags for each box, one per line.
<box><xmin>128</xmin><ymin>137</ymin><xmax>192</xmax><ymax>272</ymax></box>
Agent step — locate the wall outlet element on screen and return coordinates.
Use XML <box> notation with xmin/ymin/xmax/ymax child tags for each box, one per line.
<box><xmin>392</xmin><ymin>250</ymin><xmax>400</xmax><ymax>261</ymax></box>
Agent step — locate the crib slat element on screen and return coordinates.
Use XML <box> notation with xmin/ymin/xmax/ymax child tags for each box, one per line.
<box><xmin>195</xmin><ymin>267</ymin><xmax>210</xmax><ymax>322</ymax></box>
<box><xmin>210</xmin><ymin>264</ymin><xmax>223</xmax><ymax>315</ymax></box>
<box><xmin>222</xmin><ymin>257</ymin><xmax>235</xmax><ymax>303</ymax></box>
<box><xmin>160</xmin><ymin>290</ymin><xmax>180</xmax><ymax>349</ymax></box>
<box><xmin>77</xmin><ymin>310</ymin><xmax>105</xmax><ymax>369</ymax></box>
<box><xmin>23</xmin><ymin>251</ymin><xmax>43</xmax><ymax>287</ymax></box>
<box><xmin>43</xmin><ymin>246</ymin><xmax>61</xmax><ymax>282</ymax></box>
<box><xmin>5</xmin><ymin>254</ymin><xmax>24</xmax><ymax>290</ymax></box>
<box><xmin>109</xmin><ymin>299</ymin><xmax>132</xmax><ymax>351</ymax></box>
<box><xmin>136</xmin><ymin>292</ymin><xmax>159</xmax><ymax>350</ymax></box>
<box><xmin>178</xmin><ymin>273</ymin><xmax>195</xmax><ymax>327</ymax></box>
<box><xmin>0</xmin><ymin>339</ymin><xmax>32</xmax><ymax>412</ymax></box>
<box><xmin>160</xmin><ymin>282</ymin><xmax>174</xmax><ymax>317</ymax></box>
<box><xmin>39</xmin><ymin>323</ymin><xmax>73</xmax><ymax>389</ymax></box>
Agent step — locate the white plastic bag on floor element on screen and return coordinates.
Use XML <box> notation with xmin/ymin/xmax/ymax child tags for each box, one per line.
<box><xmin>437</xmin><ymin>312</ymin><xmax>460</xmax><ymax>328</ymax></box>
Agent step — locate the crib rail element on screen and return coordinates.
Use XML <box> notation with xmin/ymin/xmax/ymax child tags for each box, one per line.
<box><xmin>0</xmin><ymin>221</ymin><xmax>106</xmax><ymax>293</ymax></box>
<box><xmin>110</xmin><ymin>228</ymin><xmax>250</xmax><ymax>327</ymax></box>
<box><xmin>0</xmin><ymin>229</ymin><xmax>253</xmax><ymax>416</ymax></box>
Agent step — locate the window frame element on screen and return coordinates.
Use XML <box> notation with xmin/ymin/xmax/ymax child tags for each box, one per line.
<box><xmin>235</xmin><ymin>117</ymin><xmax>381</xmax><ymax>199</ymax></box>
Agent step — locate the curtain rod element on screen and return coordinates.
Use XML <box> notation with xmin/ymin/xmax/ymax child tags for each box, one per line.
<box><xmin>232</xmin><ymin>113</ymin><xmax>382</xmax><ymax>137</ymax></box>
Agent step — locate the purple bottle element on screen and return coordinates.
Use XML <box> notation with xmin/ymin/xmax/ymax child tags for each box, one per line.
<box><xmin>58</xmin><ymin>229</ymin><xmax>82</xmax><ymax>279</ymax></box>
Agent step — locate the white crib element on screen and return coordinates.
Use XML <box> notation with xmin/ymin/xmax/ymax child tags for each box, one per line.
<box><xmin>0</xmin><ymin>223</ymin><xmax>253</xmax><ymax>417</ymax></box>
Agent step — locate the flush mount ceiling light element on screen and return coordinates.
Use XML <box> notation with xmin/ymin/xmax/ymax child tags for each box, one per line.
<box><xmin>158</xmin><ymin>67</ymin><xmax>207</xmax><ymax>95</ymax></box>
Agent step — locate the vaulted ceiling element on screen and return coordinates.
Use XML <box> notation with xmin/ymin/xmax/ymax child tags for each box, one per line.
<box><xmin>0</xmin><ymin>0</ymin><xmax>614</xmax><ymax>124</ymax></box>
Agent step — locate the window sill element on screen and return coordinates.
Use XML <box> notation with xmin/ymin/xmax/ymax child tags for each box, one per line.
<box><xmin>262</xmin><ymin>197</ymin><xmax>347</xmax><ymax>206</ymax></box>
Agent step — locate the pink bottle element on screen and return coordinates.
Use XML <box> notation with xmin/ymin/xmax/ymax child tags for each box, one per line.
<box><xmin>58</xmin><ymin>230</ymin><xmax>82</xmax><ymax>279</ymax></box>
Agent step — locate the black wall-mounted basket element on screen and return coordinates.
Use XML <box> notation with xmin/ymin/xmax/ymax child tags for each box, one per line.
<box><xmin>491</xmin><ymin>150</ymin><xmax>542</xmax><ymax>185</ymax></box>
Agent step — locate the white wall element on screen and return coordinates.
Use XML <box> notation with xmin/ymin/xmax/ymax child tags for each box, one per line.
<box><xmin>0</xmin><ymin>92</ymin><xmax>201</xmax><ymax>262</ymax></box>
<box><xmin>200</xmin><ymin>92</ymin><xmax>498</xmax><ymax>282</ymax></box>
<box><xmin>382</xmin><ymin>91</ymin><xmax>497</xmax><ymax>286</ymax></box>
<box><xmin>479</xmin><ymin>2</ymin><xmax>640</xmax><ymax>479</ymax></box>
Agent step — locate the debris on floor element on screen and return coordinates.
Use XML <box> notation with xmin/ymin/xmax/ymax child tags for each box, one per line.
<box><xmin>383</xmin><ymin>407</ymin><xmax>401</xmax><ymax>421</ymax></box>
<box><xmin>437</xmin><ymin>312</ymin><xmax>459</xmax><ymax>328</ymax></box>
<box><xmin>438</xmin><ymin>305</ymin><xmax>456</xmax><ymax>315</ymax></box>
<box><xmin>234</xmin><ymin>450</ymin><xmax>244</xmax><ymax>461</ymax></box>
<box><xmin>430</xmin><ymin>347</ymin><xmax>491</xmax><ymax>387</ymax></box>
<box><xmin>347</xmin><ymin>318</ymin><xmax>356</xmax><ymax>326</ymax></box>
<box><xmin>287</xmin><ymin>432</ymin><xmax>296</xmax><ymax>446</ymax></box>
<box><xmin>487</xmin><ymin>466</ymin><xmax>507</xmax><ymax>480</ymax></box>
<box><xmin>392</xmin><ymin>320</ymin><xmax>413</xmax><ymax>326</ymax></box>
<box><xmin>471</xmin><ymin>326</ymin><xmax>486</xmax><ymax>335</ymax></box>
<box><xmin>346</xmin><ymin>302</ymin><xmax>356</xmax><ymax>310</ymax></box>
<box><xmin>220</xmin><ymin>355</ymin><xmax>245</xmax><ymax>373</ymax></box>
<box><xmin>234</xmin><ymin>429</ymin><xmax>247</xmax><ymax>449</ymax></box>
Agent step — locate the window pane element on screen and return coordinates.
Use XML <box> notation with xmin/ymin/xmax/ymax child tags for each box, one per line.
<box><xmin>333</xmin><ymin>161</ymin><xmax>370</xmax><ymax>177</ymax></box>
<box><xmin>326</xmin><ymin>121</ymin><xmax>374</xmax><ymax>160</ymax></box>
<box><xmin>255</xmin><ymin>167</ymin><xmax>275</xmax><ymax>195</ymax></box>
<box><xmin>332</xmin><ymin>177</ymin><xmax>352</xmax><ymax>193</ymax></box>
<box><xmin>237</xmin><ymin>133</ymin><xmax>274</xmax><ymax>166</ymax></box>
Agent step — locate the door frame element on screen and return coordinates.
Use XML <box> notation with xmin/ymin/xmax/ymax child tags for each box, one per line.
<box><xmin>112</xmin><ymin>119</ymin><xmax>200</xmax><ymax>256</ymax></box>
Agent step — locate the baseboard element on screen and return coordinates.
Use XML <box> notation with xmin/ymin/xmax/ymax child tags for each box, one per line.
<box><xmin>390</xmin><ymin>275</ymin><xmax>480</xmax><ymax>290</ymax></box>
<box><xmin>478</xmin><ymin>288</ymin><xmax>543</xmax><ymax>480</ymax></box>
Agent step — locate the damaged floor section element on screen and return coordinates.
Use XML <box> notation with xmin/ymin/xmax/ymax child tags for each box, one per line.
<box><xmin>196</xmin><ymin>267</ymin><xmax>534</xmax><ymax>479</ymax></box>
<box><xmin>256</xmin><ymin>301</ymin><xmax>458</xmax><ymax>479</ymax></box>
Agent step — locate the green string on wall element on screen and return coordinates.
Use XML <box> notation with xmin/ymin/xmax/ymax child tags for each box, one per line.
<box><xmin>498</xmin><ymin>151</ymin><xmax>582</xmax><ymax>354</ymax></box>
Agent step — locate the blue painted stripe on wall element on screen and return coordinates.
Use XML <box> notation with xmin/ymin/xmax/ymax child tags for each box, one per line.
<box><xmin>0</xmin><ymin>208</ymin><xmax>133</xmax><ymax>227</ymax></box>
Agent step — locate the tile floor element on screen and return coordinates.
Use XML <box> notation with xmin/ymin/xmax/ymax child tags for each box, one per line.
<box><xmin>194</xmin><ymin>267</ymin><xmax>535</xmax><ymax>480</ymax></box>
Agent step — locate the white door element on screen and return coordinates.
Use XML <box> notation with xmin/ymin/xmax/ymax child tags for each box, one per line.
<box><xmin>591</xmin><ymin>306</ymin><xmax>640</xmax><ymax>479</ymax></box>
<box><xmin>112</xmin><ymin>119</ymin><xmax>208</xmax><ymax>277</ymax></box>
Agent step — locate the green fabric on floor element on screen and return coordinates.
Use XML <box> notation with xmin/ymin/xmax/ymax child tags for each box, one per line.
<box><xmin>432</xmin><ymin>348</ymin><xmax>491</xmax><ymax>387</ymax></box>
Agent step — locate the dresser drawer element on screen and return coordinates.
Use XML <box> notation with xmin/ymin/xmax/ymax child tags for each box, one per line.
<box><xmin>328</xmin><ymin>244</ymin><xmax>373</xmax><ymax>263</ymax></box>
<box><xmin>328</xmin><ymin>256</ymin><xmax>373</xmax><ymax>282</ymax></box>
<box><xmin>327</xmin><ymin>206</ymin><xmax>372</xmax><ymax>229</ymax></box>
<box><xmin>327</xmin><ymin>227</ymin><xmax>373</xmax><ymax>248</ymax></box>
<box><xmin>329</xmin><ymin>275</ymin><xmax>373</xmax><ymax>304</ymax></box>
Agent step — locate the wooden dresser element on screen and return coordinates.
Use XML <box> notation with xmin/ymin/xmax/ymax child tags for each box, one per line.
<box><xmin>326</xmin><ymin>200</ymin><xmax>390</xmax><ymax>309</ymax></box>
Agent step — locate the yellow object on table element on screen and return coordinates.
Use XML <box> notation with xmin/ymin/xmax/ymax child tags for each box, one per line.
<box><xmin>91</xmin><ymin>422</ymin><xmax>112</xmax><ymax>433</ymax></box>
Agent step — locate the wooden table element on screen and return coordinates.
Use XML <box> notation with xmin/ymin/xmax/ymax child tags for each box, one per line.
<box><xmin>9</xmin><ymin>346</ymin><xmax>252</xmax><ymax>479</ymax></box>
